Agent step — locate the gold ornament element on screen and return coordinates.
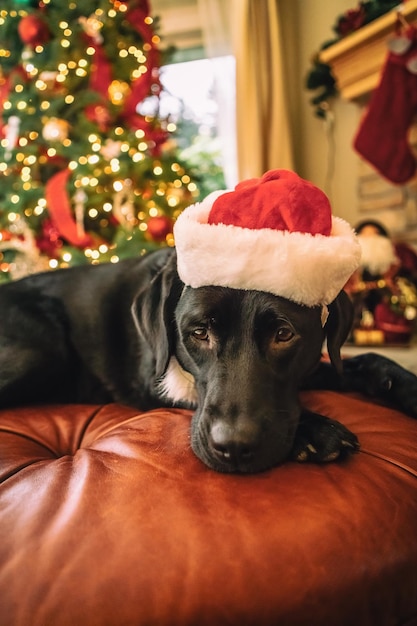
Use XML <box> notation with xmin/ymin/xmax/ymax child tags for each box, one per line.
<box><xmin>393</xmin><ymin>276</ymin><xmax>417</xmax><ymax>320</ymax></box>
<box><xmin>79</xmin><ymin>15</ymin><xmax>103</xmax><ymax>43</ymax></box>
<box><xmin>38</xmin><ymin>70</ymin><xmax>58</xmax><ymax>92</ymax></box>
<box><xmin>100</xmin><ymin>139</ymin><xmax>122</xmax><ymax>160</ymax></box>
<box><xmin>112</xmin><ymin>179</ymin><xmax>135</xmax><ymax>227</ymax></box>
<box><xmin>108</xmin><ymin>80</ymin><xmax>131</xmax><ymax>106</ymax></box>
<box><xmin>42</xmin><ymin>117</ymin><xmax>70</xmax><ymax>142</ymax></box>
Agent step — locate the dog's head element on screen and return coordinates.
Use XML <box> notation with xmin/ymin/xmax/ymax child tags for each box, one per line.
<box><xmin>133</xmin><ymin>251</ymin><xmax>353</xmax><ymax>474</ymax></box>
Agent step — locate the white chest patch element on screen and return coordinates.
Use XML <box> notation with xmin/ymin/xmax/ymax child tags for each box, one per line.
<box><xmin>158</xmin><ymin>357</ymin><xmax>198</xmax><ymax>407</ymax></box>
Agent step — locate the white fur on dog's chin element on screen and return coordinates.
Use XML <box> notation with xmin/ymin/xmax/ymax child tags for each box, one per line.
<box><xmin>158</xmin><ymin>357</ymin><xmax>198</xmax><ymax>407</ymax></box>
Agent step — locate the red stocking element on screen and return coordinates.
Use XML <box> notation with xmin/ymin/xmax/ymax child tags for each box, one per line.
<box><xmin>354</xmin><ymin>26</ymin><xmax>417</xmax><ymax>184</ymax></box>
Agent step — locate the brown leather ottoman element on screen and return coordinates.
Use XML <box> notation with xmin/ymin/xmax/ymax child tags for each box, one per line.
<box><xmin>1</xmin><ymin>391</ymin><xmax>416</xmax><ymax>626</ymax></box>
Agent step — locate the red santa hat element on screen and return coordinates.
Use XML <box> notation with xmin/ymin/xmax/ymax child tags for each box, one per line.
<box><xmin>173</xmin><ymin>169</ymin><xmax>361</xmax><ymax>307</ymax></box>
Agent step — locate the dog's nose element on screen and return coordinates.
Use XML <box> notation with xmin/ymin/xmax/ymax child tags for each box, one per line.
<box><xmin>209</xmin><ymin>420</ymin><xmax>259</xmax><ymax>467</ymax></box>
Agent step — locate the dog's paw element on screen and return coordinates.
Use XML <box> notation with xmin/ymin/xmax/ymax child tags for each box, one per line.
<box><xmin>292</xmin><ymin>412</ymin><xmax>360</xmax><ymax>463</ymax></box>
<box><xmin>343</xmin><ymin>353</ymin><xmax>417</xmax><ymax>418</ymax></box>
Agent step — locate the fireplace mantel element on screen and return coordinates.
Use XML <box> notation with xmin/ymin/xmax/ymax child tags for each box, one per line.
<box><xmin>320</xmin><ymin>0</ymin><xmax>417</xmax><ymax>101</ymax></box>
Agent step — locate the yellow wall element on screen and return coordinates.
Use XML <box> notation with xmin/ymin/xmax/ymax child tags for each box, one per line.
<box><xmin>153</xmin><ymin>0</ymin><xmax>366</xmax><ymax>226</ymax></box>
<box><xmin>291</xmin><ymin>0</ymin><xmax>363</xmax><ymax>226</ymax></box>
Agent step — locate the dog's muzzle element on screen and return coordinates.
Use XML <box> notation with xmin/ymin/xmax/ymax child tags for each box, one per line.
<box><xmin>191</xmin><ymin>411</ymin><xmax>298</xmax><ymax>474</ymax></box>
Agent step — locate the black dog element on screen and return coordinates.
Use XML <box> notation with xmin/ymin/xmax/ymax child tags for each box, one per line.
<box><xmin>1</xmin><ymin>247</ymin><xmax>417</xmax><ymax>473</ymax></box>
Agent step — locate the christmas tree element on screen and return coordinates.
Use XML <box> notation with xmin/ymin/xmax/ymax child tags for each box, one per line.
<box><xmin>0</xmin><ymin>0</ymin><xmax>201</xmax><ymax>282</ymax></box>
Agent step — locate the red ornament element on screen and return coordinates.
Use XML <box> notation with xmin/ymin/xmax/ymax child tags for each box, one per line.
<box><xmin>85</xmin><ymin>104</ymin><xmax>112</xmax><ymax>132</ymax></box>
<box><xmin>18</xmin><ymin>14</ymin><xmax>50</xmax><ymax>47</ymax></box>
<box><xmin>0</xmin><ymin>229</ymin><xmax>13</xmax><ymax>242</ymax></box>
<box><xmin>147</xmin><ymin>215</ymin><xmax>173</xmax><ymax>242</ymax></box>
<box><xmin>35</xmin><ymin>219</ymin><xmax>63</xmax><ymax>257</ymax></box>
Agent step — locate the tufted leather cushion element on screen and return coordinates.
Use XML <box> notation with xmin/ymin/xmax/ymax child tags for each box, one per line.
<box><xmin>1</xmin><ymin>391</ymin><xmax>417</xmax><ymax>626</ymax></box>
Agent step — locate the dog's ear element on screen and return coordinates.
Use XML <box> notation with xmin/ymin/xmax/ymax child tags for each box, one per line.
<box><xmin>132</xmin><ymin>251</ymin><xmax>183</xmax><ymax>378</ymax></box>
<box><xmin>325</xmin><ymin>290</ymin><xmax>354</xmax><ymax>374</ymax></box>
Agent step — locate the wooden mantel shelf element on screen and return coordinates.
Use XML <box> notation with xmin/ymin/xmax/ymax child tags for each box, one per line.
<box><xmin>320</xmin><ymin>0</ymin><xmax>417</xmax><ymax>101</ymax></box>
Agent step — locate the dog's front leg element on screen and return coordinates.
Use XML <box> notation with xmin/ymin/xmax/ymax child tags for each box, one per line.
<box><xmin>306</xmin><ymin>353</ymin><xmax>417</xmax><ymax>419</ymax></box>
<box><xmin>341</xmin><ymin>353</ymin><xmax>417</xmax><ymax>418</ymax></box>
<box><xmin>292</xmin><ymin>410</ymin><xmax>360</xmax><ymax>463</ymax></box>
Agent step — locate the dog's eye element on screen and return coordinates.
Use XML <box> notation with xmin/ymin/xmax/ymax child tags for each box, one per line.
<box><xmin>192</xmin><ymin>328</ymin><xmax>209</xmax><ymax>341</ymax></box>
<box><xmin>275</xmin><ymin>327</ymin><xmax>294</xmax><ymax>343</ymax></box>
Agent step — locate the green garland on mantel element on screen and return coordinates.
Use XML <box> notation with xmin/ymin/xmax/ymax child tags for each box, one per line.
<box><xmin>306</xmin><ymin>0</ymin><xmax>400</xmax><ymax>117</ymax></box>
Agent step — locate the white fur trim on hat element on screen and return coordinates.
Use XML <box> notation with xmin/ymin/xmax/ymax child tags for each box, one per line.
<box><xmin>173</xmin><ymin>192</ymin><xmax>361</xmax><ymax>307</ymax></box>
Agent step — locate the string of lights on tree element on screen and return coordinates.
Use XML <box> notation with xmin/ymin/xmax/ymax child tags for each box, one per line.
<box><xmin>0</xmin><ymin>0</ymin><xmax>200</xmax><ymax>281</ymax></box>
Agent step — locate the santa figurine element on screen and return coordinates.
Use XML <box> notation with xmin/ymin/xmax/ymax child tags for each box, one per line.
<box><xmin>345</xmin><ymin>220</ymin><xmax>417</xmax><ymax>345</ymax></box>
